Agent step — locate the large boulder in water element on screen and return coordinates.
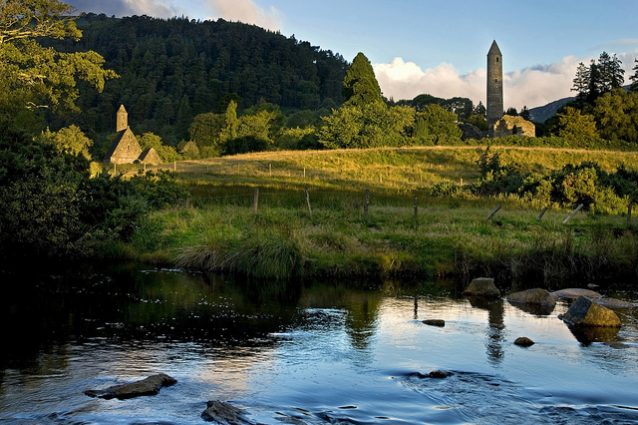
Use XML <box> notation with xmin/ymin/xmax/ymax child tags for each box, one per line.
<box><xmin>560</xmin><ymin>296</ymin><xmax>621</xmax><ymax>328</ymax></box>
<box><xmin>463</xmin><ymin>277</ymin><xmax>500</xmax><ymax>298</ymax></box>
<box><xmin>507</xmin><ymin>288</ymin><xmax>556</xmax><ymax>315</ymax></box>
<box><xmin>84</xmin><ymin>373</ymin><xmax>177</xmax><ymax>400</ymax></box>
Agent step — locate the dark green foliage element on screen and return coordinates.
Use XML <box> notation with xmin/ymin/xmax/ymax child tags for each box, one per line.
<box><xmin>396</xmin><ymin>94</ymin><xmax>474</xmax><ymax>119</ymax></box>
<box><xmin>571</xmin><ymin>52</ymin><xmax>624</xmax><ymax>104</ymax></box>
<box><xmin>0</xmin><ymin>118</ymin><xmax>187</xmax><ymax>259</ymax></box>
<box><xmin>222</xmin><ymin>136</ymin><xmax>270</xmax><ymax>155</ymax></box>
<box><xmin>413</xmin><ymin>104</ymin><xmax>462</xmax><ymax>144</ymax></box>
<box><xmin>50</xmin><ymin>15</ymin><xmax>347</xmax><ymax>143</ymax></box>
<box><xmin>342</xmin><ymin>53</ymin><xmax>383</xmax><ymax>106</ymax></box>
<box><xmin>0</xmin><ymin>121</ymin><xmax>88</xmax><ymax>257</ymax></box>
<box><xmin>82</xmin><ymin>171</ymin><xmax>187</xmax><ymax>241</ymax></box>
<box><xmin>631</xmin><ymin>59</ymin><xmax>638</xmax><ymax>92</ymax></box>
<box><xmin>474</xmin><ymin>147</ymin><xmax>525</xmax><ymax>195</ymax></box>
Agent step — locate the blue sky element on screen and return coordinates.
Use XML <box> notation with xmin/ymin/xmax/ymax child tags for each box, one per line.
<box><xmin>69</xmin><ymin>0</ymin><xmax>638</xmax><ymax>108</ymax></box>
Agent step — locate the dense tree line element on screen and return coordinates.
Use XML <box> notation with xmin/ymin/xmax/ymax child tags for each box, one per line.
<box><xmin>547</xmin><ymin>52</ymin><xmax>638</xmax><ymax>145</ymax></box>
<box><xmin>48</xmin><ymin>14</ymin><xmax>348</xmax><ymax>144</ymax></box>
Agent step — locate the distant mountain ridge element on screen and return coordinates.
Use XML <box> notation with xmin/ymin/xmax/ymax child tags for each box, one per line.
<box><xmin>528</xmin><ymin>97</ymin><xmax>575</xmax><ymax>123</ymax></box>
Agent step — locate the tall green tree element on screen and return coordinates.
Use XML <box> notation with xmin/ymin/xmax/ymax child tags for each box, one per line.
<box><xmin>630</xmin><ymin>59</ymin><xmax>638</xmax><ymax>92</ymax></box>
<box><xmin>342</xmin><ymin>52</ymin><xmax>383</xmax><ymax>106</ymax></box>
<box><xmin>597</xmin><ymin>52</ymin><xmax>624</xmax><ymax>93</ymax></box>
<box><xmin>556</xmin><ymin>107</ymin><xmax>599</xmax><ymax>144</ymax></box>
<box><xmin>36</xmin><ymin>125</ymin><xmax>93</xmax><ymax>160</ymax></box>
<box><xmin>571</xmin><ymin>62</ymin><xmax>590</xmax><ymax>100</ymax></box>
<box><xmin>220</xmin><ymin>100</ymin><xmax>239</xmax><ymax>142</ymax></box>
<box><xmin>593</xmin><ymin>89</ymin><xmax>638</xmax><ymax>143</ymax></box>
<box><xmin>0</xmin><ymin>0</ymin><xmax>117</xmax><ymax>117</ymax></box>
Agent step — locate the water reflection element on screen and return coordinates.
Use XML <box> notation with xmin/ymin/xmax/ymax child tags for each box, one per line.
<box><xmin>1</xmin><ymin>268</ymin><xmax>638</xmax><ymax>425</ymax></box>
<box><xmin>569</xmin><ymin>326</ymin><xmax>621</xmax><ymax>345</ymax></box>
<box><xmin>466</xmin><ymin>296</ymin><xmax>505</xmax><ymax>365</ymax></box>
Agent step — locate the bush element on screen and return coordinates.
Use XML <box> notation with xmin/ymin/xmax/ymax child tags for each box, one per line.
<box><xmin>222</xmin><ymin>136</ymin><xmax>270</xmax><ymax>155</ymax></box>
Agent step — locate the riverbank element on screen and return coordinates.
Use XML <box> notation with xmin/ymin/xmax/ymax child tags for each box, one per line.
<box><xmin>108</xmin><ymin>146</ymin><xmax>638</xmax><ymax>287</ymax></box>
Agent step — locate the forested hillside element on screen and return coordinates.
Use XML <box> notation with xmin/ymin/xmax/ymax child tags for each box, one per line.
<box><xmin>50</xmin><ymin>14</ymin><xmax>348</xmax><ymax>143</ymax></box>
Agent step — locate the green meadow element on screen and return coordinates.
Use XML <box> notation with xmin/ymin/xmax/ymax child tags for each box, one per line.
<box><xmin>120</xmin><ymin>146</ymin><xmax>638</xmax><ymax>286</ymax></box>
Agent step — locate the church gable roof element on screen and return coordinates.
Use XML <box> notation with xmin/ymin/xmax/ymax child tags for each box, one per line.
<box><xmin>139</xmin><ymin>147</ymin><xmax>163</xmax><ymax>165</ymax></box>
<box><xmin>105</xmin><ymin>128</ymin><xmax>142</xmax><ymax>164</ymax></box>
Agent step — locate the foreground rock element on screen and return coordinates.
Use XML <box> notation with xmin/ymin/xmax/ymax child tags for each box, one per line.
<box><xmin>514</xmin><ymin>337</ymin><xmax>535</xmax><ymax>347</ymax></box>
<box><xmin>84</xmin><ymin>373</ymin><xmax>177</xmax><ymax>400</ymax></box>
<box><xmin>463</xmin><ymin>277</ymin><xmax>500</xmax><ymax>298</ymax></box>
<box><xmin>560</xmin><ymin>296</ymin><xmax>621</xmax><ymax>328</ymax></box>
<box><xmin>551</xmin><ymin>288</ymin><xmax>602</xmax><ymax>300</ymax></box>
<box><xmin>422</xmin><ymin>319</ymin><xmax>445</xmax><ymax>327</ymax></box>
<box><xmin>409</xmin><ymin>370</ymin><xmax>453</xmax><ymax>379</ymax></box>
<box><xmin>507</xmin><ymin>288</ymin><xmax>556</xmax><ymax>314</ymax></box>
<box><xmin>202</xmin><ymin>400</ymin><xmax>254</xmax><ymax>424</ymax></box>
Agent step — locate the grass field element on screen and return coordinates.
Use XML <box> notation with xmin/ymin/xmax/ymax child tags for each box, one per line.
<box><xmin>121</xmin><ymin>146</ymin><xmax>638</xmax><ymax>288</ymax></box>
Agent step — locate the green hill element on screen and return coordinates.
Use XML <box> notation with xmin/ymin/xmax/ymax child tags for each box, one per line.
<box><xmin>50</xmin><ymin>14</ymin><xmax>348</xmax><ymax>143</ymax></box>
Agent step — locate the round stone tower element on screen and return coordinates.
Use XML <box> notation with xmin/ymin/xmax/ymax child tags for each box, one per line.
<box><xmin>487</xmin><ymin>41</ymin><xmax>503</xmax><ymax>134</ymax></box>
<box><xmin>116</xmin><ymin>104</ymin><xmax>128</xmax><ymax>133</ymax></box>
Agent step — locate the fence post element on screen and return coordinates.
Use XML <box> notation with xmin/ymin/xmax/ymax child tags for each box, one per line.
<box><xmin>269</xmin><ymin>163</ymin><xmax>272</xmax><ymax>176</ymax></box>
<box><xmin>627</xmin><ymin>202</ymin><xmax>633</xmax><ymax>227</ymax></box>
<box><xmin>562</xmin><ymin>203</ymin><xmax>584</xmax><ymax>224</ymax></box>
<box><xmin>364</xmin><ymin>189</ymin><xmax>370</xmax><ymax>221</ymax></box>
<box><xmin>305</xmin><ymin>187</ymin><xmax>312</xmax><ymax>218</ymax></box>
<box><xmin>253</xmin><ymin>188</ymin><xmax>260</xmax><ymax>213</ymax></box>
<box><xmin>537</xmin><ymin>207</ymin><xmax>549</xmax><ymax>222</ymax></box>
<box><xmin>113</xmin><ymin>163</ymin><xmax>117</xmax><ymax>176</ymax></box>
<box><xmin>413</xmin><ymin>193</ymin><xmax>419</xmax><ymax>229</ymax></box>
<box><xmin>487</xmin><ymin>204</ymin><xmax>502</xmax><ymax>221</ymax></box>
<box><xmin>303</xmin><ymin>166</ymin><xmax>306</xmax><ymax>179</ymax></box>
<box><xmin>173</xmin><ymin>161</ymin><xmax>177</xmax><ymax>172</ymax></box>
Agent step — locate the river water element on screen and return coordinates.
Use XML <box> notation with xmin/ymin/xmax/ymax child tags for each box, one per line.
<box><xmin>1</xmin><ymin>266</ymin><xmax>637</xmax><ymax>424</ymax></box>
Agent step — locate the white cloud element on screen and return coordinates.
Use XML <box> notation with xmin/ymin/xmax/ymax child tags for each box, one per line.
<box><xmin>206</xmin><ymin>0</ymin><xmax>281</xmax><ymax>31</ymax></box>
<box><xmin>374</xmin><ymin>51</ymin><xmax>638</xmax><ymax>110</ymax></box>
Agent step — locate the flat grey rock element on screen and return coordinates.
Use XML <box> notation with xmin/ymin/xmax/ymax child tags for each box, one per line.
<box><xmin>84</xmin><ymin>373</ymin><xmax>177</xmax><ymax>400</ymax></box>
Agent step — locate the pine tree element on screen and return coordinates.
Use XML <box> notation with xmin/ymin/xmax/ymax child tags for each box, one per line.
<box><xmin>587</xmin><ymin>60</ymin><xmax>601</xmax><ymax>102</ymax></box>
<box><xmin>630</xmin><ymin>59</ymin><xmax>638</xmax><ymax>92</ymax></box>
<box><xmin>571</xmin><ymin>62</ymin><xmax>590</xmax><ymax>100</ymax></box>
<box><xmin>597</xmin><ymin>51</ymin><xmax>624</xmax><ymax>93</ymax></box>
<box><xmin>342</xmin><ymin>52</ymin><xmax>383</xmax><ymax>106</ymax></box>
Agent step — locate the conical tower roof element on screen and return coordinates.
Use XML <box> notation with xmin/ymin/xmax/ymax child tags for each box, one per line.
<box><xmin>118</xmin><ymin>104</ymin><xmax>127</xmax><ymax>113</ymax></box>
<box><xmin>488</xmin><ymin>40</ymin><xmax>502</xmax><ymax>56</ymax></box>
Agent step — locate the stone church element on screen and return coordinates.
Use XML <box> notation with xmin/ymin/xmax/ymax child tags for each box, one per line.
<box><xmin>486</xmin><ymin>41</ymin><xmax>535</xmax><ymax>137</ymax></box>
<box><xmin>104</xmin><ymin>105</ymin><xmax>162</xmax><ymax>164</ymax></box>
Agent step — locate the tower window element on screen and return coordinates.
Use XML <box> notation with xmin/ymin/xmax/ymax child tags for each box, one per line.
<box><xmin>495</xmin><ymin>79</ymin><xmax>498</xmax><ymax>83</ymax></box>
<box><xmin>496</xmin><ymin>57</ymin><xmax>499</xmax><ymax>62</ymax></box>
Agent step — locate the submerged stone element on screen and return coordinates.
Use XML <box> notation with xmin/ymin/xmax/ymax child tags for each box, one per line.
<box><xmin>84</xmin><ymin>373</ymin><xmax>177</xmax><ymax>400</ymax></box>
<box><xmin>422</xmin><ymin>319</ymin><xmax>445</xmax><ymax>327</ymax></box>
<box><xmin>514</xmin><ymin>337</ymin><xmax>535</xmax><ymax>347</ymax></box>
<box><xmin>463</xmin><ymin>277</ymin><xmax>500</xmax><ymax>298</ymax></box>
<box><xmin>560</xmin><ymin>296</ymin><xmax>621</xmax><ymax>328</ymax></box>
<box><xmin>202</xmin><ymin>400</ymin><xmax>254</xmax><ymax>424</ymax></box>
<box><xmin>551</xmin><ymin>288</ymin><xmax>602</xmax><ymax>300</ymax></box>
